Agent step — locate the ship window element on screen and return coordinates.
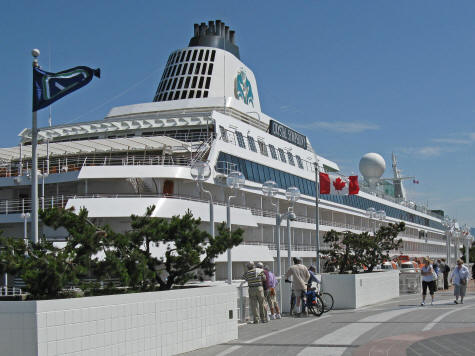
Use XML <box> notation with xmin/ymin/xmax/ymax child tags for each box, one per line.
<box><xmin>208</xmin><ymin>63</ymin><xmax>213</xmax><ymax>75</ymax></box>
<box><xmin>184</xmin><ymin>77</ymin><xmax>190</xmax><ymax>89</ymax></box>
<box><xmin>196</xmin><ymin>91</ymin><xmax>201</xmax><ymax>98</ymax></box>
<box><xmin>177</xmin><ymin>77</ymin><xmax>184</xmax><ymax>89</ymax></box>
<box><xmin>194</xmin><ymin>63</ymin><xmax>201</xmax><ymax>74</ymax></box>
<box><xmin>205</xmin><ymin>77</ymin><xmax>211</xmax><ymax>89</ymax></box>
<box><xmin>186</xmin><ymin>51</ymin><xmax>192</xmax><ymax>61</ymax></box>
<box><xmin>158</xmin><ymin>93</ymin><xmax>164</xmax><ymax>101</ymax></box>
<box><xmin>165</xmin><ymin>67</ymin><xmax>171</xmax><ymax>77</ymax></box>
<box><xmin>203</xmin><ymin>91</ymin><xmax>208</xmax><ymax>97</ymax></box>
<box><xmin>296</xmin><ymin>155</ymin><xmax>304</xmax><ymax>169</ymax></box>
<box><xmin>163</xmin><ymin>180</ymin><xmax>174</xmax><ymax>195</ymax></box>
<box><xmin>170</xmin><ymin>66</ymin><xmax>176</xmax><ymax>77</ymax></box>
<box><xmin>176</xmin><ymin>64</ymin><xmax>182</xmax><ymax>75</ymax></box>
<box><xmin>166</xmin><ymin>54</ymin><xmax>172</xmax><ymax>66</ymax></box>
<box><xmin>247</xmin><ymin>136</ymin><xmax>257</xmax><ymax>152</ymax></box>
<box><xmin>171</xmin><ymin>78</ymin><xmax>178</xmax><ymax>90</ymax></box>
<box><xmin>192</xmin><ymin>76</ymin><xmax>198</xmax><ymax>88</ymax></box>
<box><xmin>182</xmin><ymin>63</ymin><xmax>188</xmax><ymax>75</ymax></box>
<box><xmin>235</xmin><ymin>131</ymin><xmax>246</xmax><ymax>148</ymax></box>
<box><xmin>210</xmin><ymin>50</ymin><xmax>216</xmax><ymax>61</ymax></box>
<box><xmin>287</xmin><ymin>152</ymin><xmax>295</xmax><ymax>166</ymax></box>
<box><xmin>258</xmin><ymin>141</ymin><xmax>268</xmax><ymax>156</ymax></box>
<box><xmin>180</xmin><ymin>51</ymin><xmax>186</xmax><ymax>62</ymax></box>
<box><xmin>204</xmin><ymin>50</ymin><xmax>209</xmax><ymax>61</ymax></box>
<box><xmin>181</xmin><ymin>90</ymin><xmax>187</xmax><ymax>99</ymax></box>
<box><xmin>198</xmin><ymin>50</ymin><xmax>204</xmax><ymax>61</ymax></box>
<box><xmin>167</xmin><ymin>92</ymin><xmax>174</xmax><ymax>100</ymax></box>
<box><xmin>278</xmin><ymin>148</ymin><xmax>286</xmax><ymax>163</ymax></box>
<box><xmin>269</xmin><ymin>145</ymin><xmax>278</xmax><ymax>160</ymax></box>
<box><xmin>188</xmin><ymin>63</ymin><xmax>194</xmax><ymax>74</ymax></box>
<box><xmin>192</xmin><ymin>50</ymin><xmax>197</xmax><ymax>61</ymax></box>
<box><xmin>219</xmin><ymin>126</ymin><xmax>228</xmax><ymax>142</ymax></box>
<box><xmin>188</xmin><ymin>90</ymin><xmax>194</xmax><ymax>98</ymax></box>
<box><xmin>174</xmin><ymin>53</ymin><xmax>179</xmax><ymax>64</ymax></box>
<box><xmin>198</xmin><ymin>77</ymin><xmax>204</xmax><ymax>89</ymax></box>
<box><xmin>174</xmin><ymin>91</ymin><xmax>180</xmax><ymax>100</ymax></box>
<box><xmin>201</xmin><ymin>63</ymin><xmax>207</xmax><ymax>75</ymax></box>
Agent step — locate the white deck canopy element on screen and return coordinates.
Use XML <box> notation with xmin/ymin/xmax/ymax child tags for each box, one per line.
<box><xmin>0</xmin><ymin>135</ymin><xmax>193</xmax><ymax>162</ymax></box>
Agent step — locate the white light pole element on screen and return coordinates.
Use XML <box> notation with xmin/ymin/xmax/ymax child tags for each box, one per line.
<box><xmin>225</xmin><ymin>170</ymin><xmax>245</xmax><ymax>284</ymax></box>
<box><xmin>190</xmin><ymin>161</ymin><xmax>215</xmax><ymax>279</ymax></box>
<box><xmin>442</xmin><ymin>217</ymin><xmax>456</xmax><ymax>266</ymax></box>
<box><xmin>285</xmin><ymin>187</ymin><xmax>300</xmax><ymax>269</ymax></box>
<box><xmin>41</xmin><ymin>172</ymin><xmax>49</xmax><ymax>210</ymax></box>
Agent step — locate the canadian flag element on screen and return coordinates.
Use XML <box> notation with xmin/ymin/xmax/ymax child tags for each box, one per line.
<box><xmin>319</xmin><ymin>172</ymin><xmax>359</xmax><ymax>195</ymax></box>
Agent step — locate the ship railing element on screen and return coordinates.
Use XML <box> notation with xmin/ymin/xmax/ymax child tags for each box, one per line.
<box><xmin>0</xmin><ymin>152</ymin><xmax>196</xmax><ymax>177</ymax></box>
<box><xmin>0</xmin><ymin>286</ymin><xmax>22</xmax><ymax>296</ymax></box>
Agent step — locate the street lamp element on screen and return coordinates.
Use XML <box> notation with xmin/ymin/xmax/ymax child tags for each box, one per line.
<box><xmin>442</xmin><ymin>217</ymin><xmax>456</xmax><ymax>266</ymax></box>
<box><xmin>190</xmin><ymin>161</ymin><xmax>215</xmax><ymax>279</ymax></box>
<box><xmin>261</xmin><ymin>181</ymin><xmax>299</xmax><ymax>309</ymax></box>
<box><xmin>285</xmin><ymin>187</ymin><xmax>300</xmax><ymax>269</ymax></box>
<box><xmin>462</xmin><ymin>224</ymin><xmax>471</xmax><ymax>264</ymax></box>
<box><xmin>225</xmin><ymin>170</ymin><xmax>245</xmax><ymax>284</ymax></box>
<box><xmin>366</xmin><ymin>207</ymin><xmax>386</xmax><ymax>234</ymax></box>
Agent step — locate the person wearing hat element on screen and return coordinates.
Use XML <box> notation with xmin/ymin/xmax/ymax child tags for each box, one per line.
<box><xmin>285</xmin><ymin>257</ymin><xmax>310</xmax><ymax>316</ymax></box>
<box><xmin>242</xmin><ymin>261</ymin><xmax>267</xmax><ymax>324</ymax></box>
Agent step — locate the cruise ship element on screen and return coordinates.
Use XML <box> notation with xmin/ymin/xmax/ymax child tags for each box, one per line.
<box><xmin>0</xmin><ymin>20</ymin><xmax>466</xmax><ymax>280</ymax></box>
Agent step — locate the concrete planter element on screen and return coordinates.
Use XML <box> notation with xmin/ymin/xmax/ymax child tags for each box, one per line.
<box><xmin>0</xmin><ymin>284</ymin><xmax>237</xmax><ymax>356</ymax></box>
<box><xmin>321</xmin><ymin>271</ymin><xmax>399</xmax><ymax>309</ymax></box>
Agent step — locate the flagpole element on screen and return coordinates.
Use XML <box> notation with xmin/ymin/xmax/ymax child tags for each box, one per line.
<box><xmin>314</xmin><ymin>160</ymin><xmax>321</xmax><ymax>273</ymax></box>
<box><xmin>31</xmin><ymin>49</ymin><xmax>40</xmax><ymax>244</ymax></box>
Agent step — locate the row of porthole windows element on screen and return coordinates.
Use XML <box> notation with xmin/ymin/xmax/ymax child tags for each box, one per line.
<box><xmin>216</xmin><ymin>152</ymin><xmax>443</xmax><ymax>230</ymax></box>
<box><xmin>220</xmin><ymin>126</ymin><xmax>305</xmax><ymax>170</ymax></box>
<box><xmin>166</xmin><ymin>49</ymin><xmax>216</xmax><ymax>67</ymax></box>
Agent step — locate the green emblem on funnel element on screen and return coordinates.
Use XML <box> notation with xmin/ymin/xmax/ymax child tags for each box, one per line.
<box><xmin>234</xmin><ymin>69</ymin><xmax>254</xmax><ymax>106</ymax></box>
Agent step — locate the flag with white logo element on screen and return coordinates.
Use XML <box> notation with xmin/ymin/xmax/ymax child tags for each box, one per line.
<box><xmin>319</xmin><ymin>172</ymin><xmax>359</xmax><ymax>195</ymax></box>
<box><xmin>33</xmin><ymin>66</ymin><xmax>100</xmax><ymax>111</ymax></box>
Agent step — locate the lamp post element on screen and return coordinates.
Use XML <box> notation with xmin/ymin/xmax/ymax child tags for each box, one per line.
<box><xmin>225</xmin><ymin>170</ymin><xmax>245</xmax><ymax>284</ymax></box>
<box><xmin>41</xmin><ymin>172</ymin><xmax>49</xmax><ymax>210</ymax></box>
<box><xmin>190</xmin><ymin>161</ymin><xmax>215</xmax><ymax>279</ymax></box>
<box><xmin>442</xmin><ymin>217</ymin><xmax>456</xmax><ymax>266</ymax></box>
<box><xmin>366</xmin><ymin>208</ymin><xmax>386</xmax><ymax>234</ymax></box>
<box><xmin>462</xmin><ymin>224</ymin><xmax>471</xmax><ymax>264</ymax></box>
<box><xmin>285</xmin><ymin>187</ymin><xmax>300</xmax><ymax>269</ymax></box>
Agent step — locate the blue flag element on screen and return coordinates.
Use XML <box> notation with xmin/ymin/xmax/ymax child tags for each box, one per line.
<box><xmin>33</xmin><ymin>66</ymin><xmax>100</xmax><ymax>111</ymax></box>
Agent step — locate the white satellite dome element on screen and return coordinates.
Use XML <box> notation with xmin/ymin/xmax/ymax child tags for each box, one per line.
<box><xmin>359</xmin><ymin>153</ymin><xmax>386</xmax><ymax>186</ymax></box>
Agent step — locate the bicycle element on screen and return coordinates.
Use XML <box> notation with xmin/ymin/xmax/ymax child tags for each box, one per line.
<box><xmin>308</xmin><ymin>282</ymin><xmax>334</xmax><ymax>312</ymax></box>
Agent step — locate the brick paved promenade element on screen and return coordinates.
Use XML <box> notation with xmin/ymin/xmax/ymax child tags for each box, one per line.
<box><xmin>182</xmin><ymin>283</ymin><xmax>475</xmax><ymax>356</ymax></box>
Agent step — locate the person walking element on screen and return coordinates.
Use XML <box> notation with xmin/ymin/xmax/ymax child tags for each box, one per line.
<box><xmin>450</xmin><ymin>259</ymin><xmax>470</xmax><ymax>304</ymax></box>
<box><xmin>285</xmin><ymin>257</ymin><xmax>310</xmax><ymax>317</ymax></box>
<box><xmin>440</xmin><ymin>258</ymin><xmax>449</xmax><ymax>290</ymax></box>
<box><xmin>263</xmin><ymin>265</ymin><xmax>281</xmax><ymax>320</ymax></box>
<box><xmin>420</xmin><ymin>258</ymin><xmax>436</xmax><ymax>306</ymax></box>
<box><xmin>242</xmin><ymin>261</ymin><xmax>267</xmax><ymax>324</ymax></box>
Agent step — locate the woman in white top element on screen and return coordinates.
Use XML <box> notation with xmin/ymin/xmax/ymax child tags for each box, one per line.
<box><xmin>450</xmin><ymin>259</ymin><xmax>470</xmax><ymax>304</ymax></box>
<box><xmin>420</xmin><ymin>258</ymin><xmax>436</xmax><ymax>306</ymax></box>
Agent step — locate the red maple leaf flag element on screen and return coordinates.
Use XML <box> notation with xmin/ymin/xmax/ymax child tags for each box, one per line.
<box><xmin>319</xmin><ymin>173</ymin><xmax>359</xmax><ymax>195</ymax></box>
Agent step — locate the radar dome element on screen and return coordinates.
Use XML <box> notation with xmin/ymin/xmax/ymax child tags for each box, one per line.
<box><xmin>359</xmin><ymin>153</ymin><xmax>386</xmax><ymax>186</ymax></box>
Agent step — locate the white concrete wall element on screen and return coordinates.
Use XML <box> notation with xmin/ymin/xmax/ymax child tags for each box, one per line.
<box><xmin>321</xmin><ymin>271</ymin><xmax>399</xmax><ymax>309</ymax></box>
<box><xmin>0</xmin><ymin>284</ymin><xmax>237</xmax><ymax>356</ymax></box>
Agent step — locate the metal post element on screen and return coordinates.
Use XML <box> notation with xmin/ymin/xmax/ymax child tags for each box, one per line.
<box><xmin>199</xmin><ymin>182</ymin><xmax>215</xmax><ymax>280</ymax></box>
<box><xmin>31</xmin><ymin>51</ymin><xmax>39</xmax><ymax>244</ymax></box>
<box><xmin>465</xmin><ymin>238</ymin><xmax>470</xmax><ymax>264</ymax></box>
<box><xmin>287</xmin><ymin>213</ymin><xmax>292</xmax><ymax>270</ymax></box>
<box><xmin>276</xmin><ymin>213</ymin><xmax>282</xmax><ymax>309</ymax></box>
<box><xmin>226</xmin><ymin>194</ymin><xmax>236</xmax><ymax>284</ymax></box>
<box><xmin>41</xmin><ymin>174</ymin><xmax>45</xmax><ymax>210</ymax></box>
<box><xmin>314</xmin><ymin>162</ymin><xmax>321</xmax><ymax>273</ymax></box>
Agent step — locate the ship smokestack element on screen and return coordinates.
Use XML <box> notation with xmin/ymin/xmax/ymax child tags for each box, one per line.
<box><xmin>188</xmin><ymin>19</ymin><xmax>240</xmax><ymax>59</ymax></box>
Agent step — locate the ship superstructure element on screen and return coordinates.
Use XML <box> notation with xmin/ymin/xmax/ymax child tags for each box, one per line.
<box><xmin>0</xmin><ymin>20</ymin><xmax>463</xmax><ymax>279</ymax></box>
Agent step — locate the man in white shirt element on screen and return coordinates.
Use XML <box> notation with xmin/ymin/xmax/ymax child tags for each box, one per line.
<box><xmin>450</xmin><ymin>259</ymin><xmax>470</xmax><ymax>304</ymax></box>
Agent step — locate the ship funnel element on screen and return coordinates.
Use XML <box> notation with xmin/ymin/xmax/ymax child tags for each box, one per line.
<box><xmin>188</xmin><ymin>20</ymin><xmax>240</xmax><ymax>58</ymax></box>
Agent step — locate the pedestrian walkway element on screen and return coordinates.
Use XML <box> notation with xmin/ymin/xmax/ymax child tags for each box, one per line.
<box><xmin>180</xmin><ymin>290</ymin><xmax>475</xmax><ymax>356</ymax></box>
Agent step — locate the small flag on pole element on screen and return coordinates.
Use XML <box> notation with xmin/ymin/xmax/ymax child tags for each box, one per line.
<box><xmin>33</xmin><ymin>66</ymin><xmax>100</xmax><ymax>111</ymax></box>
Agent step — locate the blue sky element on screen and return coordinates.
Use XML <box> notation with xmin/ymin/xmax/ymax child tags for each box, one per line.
<box><xmin>2</xmin><ymin>1</ymin><xmax>475</xmax><ymax>227</ymax></box>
